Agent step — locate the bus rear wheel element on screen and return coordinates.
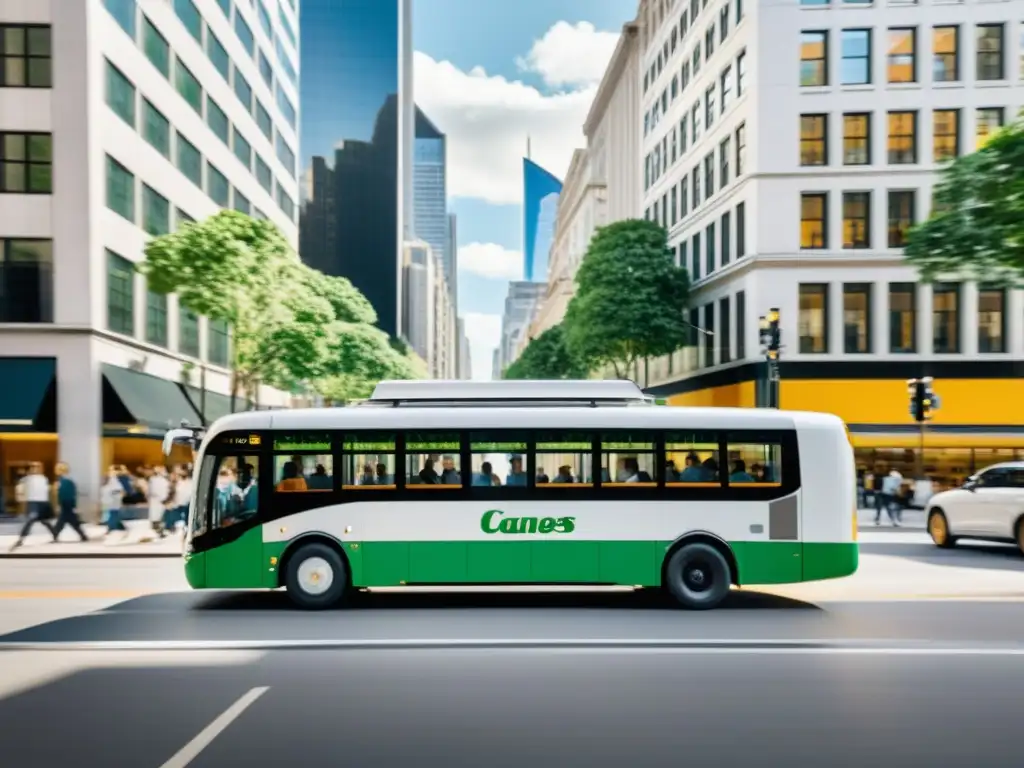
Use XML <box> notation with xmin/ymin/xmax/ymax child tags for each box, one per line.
<box><xmin>664</xmin><ymin>542</ymin><xmax>732</xmax><ymax>610</ymax></box>
<box><xmin>284</xmin><ymin>543</ymin><xmax>348</xmax><ymax>610</ymax></box>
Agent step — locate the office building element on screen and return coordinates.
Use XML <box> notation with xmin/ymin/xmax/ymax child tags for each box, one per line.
<box><xmin>634</xmin><ymin>0</ymin><xmax>1024</xmax><ymax>488</ymax></box>
<box><xmin>522</xmin><ymin>158</ymin><xmax>563</xmax><ymax>283</ymax></box>
<box><xmin>456</xmin><ymin>317</ymin><xmax>472</xmax><ymax>379</ymax></box>
<box><xmin>447</xmin><ymin>212</ymin><xmax>459</xmax><ymax>310</ymax></box>
<box><xmin>497</xmin><ymin>280</ymin><xmax>546</xmax><ymax>374</ymax></box>
<box><xmin>298</xmin><ymin>0</ymin><xmax>413</xmax><ymax>338</ymax></box>
<box><xmin>0</xmin><ymin>0</ymin><xmax>299</xmax><ymax>512</ymax></box>
<box><xmin>401</xmin><ymin>239</ymin><xmax>455</xmax><ymax>378</ymax></box>
<box><xmin>413</xmin><ymin>108</ymin><xmax>451</xmax><ymax>295</ymax></box>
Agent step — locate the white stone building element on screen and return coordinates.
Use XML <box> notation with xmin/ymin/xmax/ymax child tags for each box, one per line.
<box><xmin>0</xmin><ymin>0</ymin><xmax>300</xmax><ymax>511</ymax></box>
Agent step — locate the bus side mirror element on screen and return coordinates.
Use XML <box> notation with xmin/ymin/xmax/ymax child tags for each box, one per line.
<box><xmin>163</xmin><ymin>428</ymin><xmax>201</xmax><ymax>456</ymax></box>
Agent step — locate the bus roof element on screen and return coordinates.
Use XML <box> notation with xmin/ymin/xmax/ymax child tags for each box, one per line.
<box><xmin>200</xmin><ymin>403</ymin><xmax>845</xmax><ymax>443</ymax></box>
<box><xmin>368</xmin><ymin>379</ymin><xmax>646</xmax><ymax>405</ymax></box>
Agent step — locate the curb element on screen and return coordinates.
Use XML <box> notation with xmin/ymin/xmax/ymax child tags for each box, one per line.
<box><xmin>0</xmin><ymin>552</ymin><xmax>181</xmax><ymax>560</ymax></box>
<box><xmin>857</xmin><ymin>526</ymin><xmax>925</xmax><ymax>534</ymax></box>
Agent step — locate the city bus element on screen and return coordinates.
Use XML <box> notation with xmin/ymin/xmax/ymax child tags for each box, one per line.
<box><xmin>163</xmin><ymin>379</ymin><xmax>858</xmax><ymax>610</ymax></box>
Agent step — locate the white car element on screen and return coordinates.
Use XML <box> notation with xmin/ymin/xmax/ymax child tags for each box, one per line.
<box><xmin>925</xmin><ymin>462</ymin><xmax>1024</xmax><ymax>553</ymax></box>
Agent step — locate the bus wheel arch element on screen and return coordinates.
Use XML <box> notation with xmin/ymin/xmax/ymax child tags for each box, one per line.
<box><xmin>662</xmin><ymin>531</ymin><xmax>739</xmax><ymax>589</ymax></box>
<box><xmin>278</xmin><ymin>535</ymin><xmax>351</xmax><ymax>608</ymax></box>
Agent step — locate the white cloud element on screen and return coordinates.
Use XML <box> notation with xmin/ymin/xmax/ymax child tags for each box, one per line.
<box><xmin>413</xmin><ymin>21</ymin><xmax>619</xmax><ymax>206</ymax></box>
<box><xmin>458</xmin><ymin>242</ymin><xmax>524</xmax><ymax>280</ymax></box>
<box><xmin>515</xmin><ymin>21</ymin><xmax>621</xmax><ymax>88</ymax></box>
<box><xmin>461</xmin><ymin>312</ymin><xmax>503</xmax><ymax>381</ymax></box>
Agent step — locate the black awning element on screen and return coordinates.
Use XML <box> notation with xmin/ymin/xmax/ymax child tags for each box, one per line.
<box><xmin>0</xmin><ymin>357</ymin><xmax>56</xmax><ymax>431</ymax></box>
<box><xmin>102</xmin><ymin>364</ymin><xmax>201</xmax><ymax>431</ymax></box>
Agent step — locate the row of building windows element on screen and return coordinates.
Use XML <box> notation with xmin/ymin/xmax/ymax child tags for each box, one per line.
<box><xmin>798</xmin><ymin>282</ymin><xmax>1009</xmax><ymax>355</ymax></box>
<box><xmin>646</xmin><ymin>124</ymin><xmax>747</xmax><ymax>229</ymax></box>
<box><xmin>644</xmin><ymin>0</ymin><xmax>746</xmax><ymax>137</ymax></box>
<box><xmin>645</xmin><ymin>48</ymin><xmax>747</xmax><ymax>187</ymax></box>
<box><xmin>800</xmin><ymin>24</ymin><xmax>1013</xmax><ymax>87</ymax></box>
<box><xmin>103</xmin><ymin>0</ymin><xmax>297</xmax><ymax>160</ymax></box>
<box><xmin>681</xmin><ymin>201</ymin><xmax>747</xmax><ymax>283</ymax></box>
<box><xmin>799</xmin><ymin>107</ymin><xmax>1007</xmax><ymax>168</ymax></box>
<box><xmin>107</xmin><ymin>249</ymin><xmax>230</xmax><ymax>365</ymax></box>
<box><xmin>104</xmin><ymin>58</ymin><xmax>294</xmax><ymax>220</ymax></box>
<box><xmin>0</xmin><ymin>24</ymin><xmax>51</xmax><ymax>88</ymax></box>
<box><xmin>800</xmin><ymin>189</ymin><xmax>917</xmax><ymax>250</ymax></box>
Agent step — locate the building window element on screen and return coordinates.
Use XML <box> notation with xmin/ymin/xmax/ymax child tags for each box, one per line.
<box><xmin>176</xmin><ymin>208</ymin><xmax>195</xmax><ymax>229</ymax></box>
<box><xmin>233</xmin><ymin>128</ymin><xmax>252</xmax><ymax>170</ymax></box>
<box><xmin>736</xmin><ymin>202</ymin><xmax>746</xmax><ymax>257</ymax></box>
<box><xmin>278</xmin><ymin>188</ymin><xmax>295</xmax><ymax>220</ymax></box>
<box><xmin>720</xmin><ymin>296</ymin><xmax>732</xmax><ymax>364</ymax></box>
<box><xmin>175</xmin><ymin>58</ymin><xmax>202</xmax><ymax>114</ymax></box>
<box><xmin>174</xmin><ymin>0</ymin><xmax>202</xmax><ymax>42</ymax></box>
<box><xmin>107</xmin><ymin>250</ymin><xmax>135</xmax><ymax>336</ymax></box>
<box><xmin>976</xmin><ymin>24</ymin><xmax>1004</xmax><ymax>81</ymax></box>
<box><xmin>800</xmin><ymin>193</ymin><xmax>827</xmax><ymax>249</ymax></box>
<box><xmin>234</xmin><ymin>188</ymin><xmax>250</xmax><ymax>215</ymax></box>
<box><xmin>692</xmin><ymin>165</ymin><xmax>701</xmax><ymax>209</ymax></box>
<box><xmin>888</xmin><ymin>283</ymin><xmax>916</xmax><ymax>353</ymax></box>
<box><xmin>736</xmin><ymin>290</ymin><xmax>746</xmax><ymax>358</ymax></box>
<box><xmin>670</xmin><ymin>186</ymin><xmax>678</xmax><ymax>226</ymax></box>
<box><xmin>142</xmin><ymin>99</ymin><xmax>171</xmax><ymax>158</ymax></box>
<box><xmin>705</xmin><ymin>85</ymin><xmax>715</xmax><ymax>128</ymax></box>
<box><xmin>977</xmin><ymin>288</ymin><xmax>1005</xmax><ymax>353</ymax></box>
<box><xmin>887</xmin><ymin>111</ymin><xmax>917</xmax><ymax>164</ymax></box>
<box><xmin>706</xmin><ymin>222</ymin><xmax>716</xmax><ymax>274</ymax></box>
<box><xmin>800</xmin><ymin>31</ymin><xmax>828</xmax><ymax>86</ymax></box>
<box><xmin>798</xmin><ymin>284</ymin><xmax>828</xmax><ymax>354</ymax></box>
<box><xmin>234</xmin><ymin>71</ymin><xmax>253</xmax><ymax>112</ymax></box>
<box><xmin>143</xmin><ymin>17</ymin><xmax>170</xmax><ymax>77</ymax></box>
<box><xmin>976</xmin><ymin>107</ymin><xmax>1004</xmax><ymax>149</ymax></box>
<box><xmin>105</xmin><ymin>60</ymin><xmax>136</xmax><ymax>127</ymax></box>
<box><xmin>887</xmin><ymin>190</ymin><xmax>915</xmax><ymax>248</ymax></box>
<box><xmin>255</xmin><ymin>156</ymin><xmax>273</xmax><ymax>194</ymax></box>
<box><xmin>933</xmin><ymin>26</ymin><xmax>958</xmax><ymax>82</ymax></box>
<box><xmin>255</xmin><ymin>101</ymin><xmax>273</xmax><ymax>141</ymax></box>
<box><xmin>142</xmin><ymin>184</ymin><xmax>170</xmax><ymax>236</ymax></box>
<box><xmin>276</xmin><ymin>86</ymin><xmax>297</xmax><ymax>128</ymax></box>
<box><xmin>0</xmin><ymin>133</ymin><xmax>52</xmax><ymax>194</ymax></box>
<box><xmin>176</xmin><ymin>132</ymin><xmax>202</xmax><ymax>187</ymax></box>
<box><xmin>735</xmin><ymin>123</ymin><xmax>746</xmax><ymax>175</ymax></box>
<box><xmin>843</xmin><ymin>284</ymin><xmax>871</xmax><ymax>354</ymax></box>
<box><xmin>737</xmin><ymin>50</ymin><xmax>746</xmax><ymax>96</ymax></box>
<box><xmin>258</xmin><ymin>49</ymin><xmax>273</xmax><ymax>87</ymax></box>
<box><xmin>206</xmin><ymin>31</ymin><xmax>230</xmax><ymax>79</ymax></box>
<box><xmin>0</xmin><ymin>24</ymin><xmax>52</xmax><ymax>87</ymax></box>
<box><xmin>179</xmin><ymin>310</ymin><xmax>200</xmax><ymax>357</ymax></box>
<box><xmin>720</xmin><ymin>137</ymin><xmax>731</xmax><ymax>187</ymax></box>
<box><xmin>721</xmin><ymin>211</ymin><xmax>732</xmax><ymax>266</ymax></box>
<box><xmin>704</xmin><ymin>152</ymin><xmax>715</xmax><ymax>198</ymax></box>
<box><xmin>207</xmin><ymin>97</ymin><xmax>229</xmax><ymax>144</ymax></box>
<box><xmin>887</xmin><ymin>28</ymin><xmax>916</xmax><ymax>83</ymax></box>
<box><xmin>207</xmin><ymin>162</ymin><xmax>230</xmax><ymax>207</ymax></box>
<box><xmin>106</xmin><ymin>155</ymin><xmax>135</xmax><ymax>222</ymax></box>
<box><xmin>933</xmin><ymin>283</ymin><xmax>960</xmax><ymax>354</ymax></box>
<box><xmin>720</xmin><ymin>66</ymin><xmax>732</xmax><ymax>112</ymax></box>
<box><xmin>235</xmin><ymin>13</ymin><xmax>255</xmax><ymax>55</ymax></box>
<box><xmin>0</xmin><ymin>239</ymin><xmax>53</xmax><ymax>322</ymax></box>
<box><xmin>933</xmin><ymin>109</ymin><xmax>959</xmax><ymax>163</ymax></box>
<box><xmin>276</xmin><ymin>135</ymin><xmax>296</xmax><ymax>178</ymax></box>
<box><xmin>208</xmin><ymin>319</ymin><xmax>230</xmax><ymax>366</ymax></box>
<box><xmin>703</xmin><ymin>303</ymin><xmax>715</xmax><ymax>367</ymax></box>
<box><xmin>103</xmin><ymin>0</ymin><xmax>136</xmax><ymax>37</ymax></box>
<box><xmin>842</xmin><ymin>113</ymin><xmax>870</xmax><ymax>165</ymax></box>
<box><xmin>842</xmin><ymin>192</ymin><xmax>870</xmax><ymax>249</ymax></box>
<box><xmin>800</xmin><ymin>114</ymin><xmax>827</xmax><ymax>166</ymax></box>
<box><xmin>841</xmin><ymin>29</ymin><xmax>871</xmax><ymax>85</ymax></box>
<box><xmin>691</xmin><ymin>233</ymin><xmax>700</xmax><ymax>281</ymax></box>
<box><xmin>146</xmin><ymin>290</ymin><xmax>167</xmax><ymax>347</ymax></box>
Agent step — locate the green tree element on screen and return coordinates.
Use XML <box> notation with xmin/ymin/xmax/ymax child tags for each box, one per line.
<box><xmin>503</xmin><ymin>324</ymin><xmax>586</xmax><ymax>379</ymax></box>
<box><xmin>904</xmin><ymin>119</ymin><xmax>1024</xmax><ymax>286</ymax></box>
<box><xmin>562</xmin><ymin>218</ymin><xmax>690</xmax><ymax>377</ymax></box>
<box><xmin>317</xmin><ymin>324</ymin><xmax>420</xmax><ymax>403</ymax></box>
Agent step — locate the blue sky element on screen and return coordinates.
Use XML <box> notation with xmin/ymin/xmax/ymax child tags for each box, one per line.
<box><xmin>412</xmin><ymin>0</ymin><xmax>636</xmax><ymax>377</ymax></box>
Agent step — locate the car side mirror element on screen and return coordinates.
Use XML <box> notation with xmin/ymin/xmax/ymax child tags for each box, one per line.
<box><xmin>963</xmin><ymin>480</ymin><xmax>977</xmax><ymax>492</ymax></box>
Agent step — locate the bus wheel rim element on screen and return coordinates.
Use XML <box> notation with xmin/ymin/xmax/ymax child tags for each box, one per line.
<box><xmin>297</xmin><ymin>557</ymin><xmax>334</xmax><ymax>595</ymax></box>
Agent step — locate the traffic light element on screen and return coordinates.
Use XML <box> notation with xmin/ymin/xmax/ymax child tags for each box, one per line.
<box><xmin>759</xmin><ymin>308</ymin><xmax>781</xmax><ymax>360</ymax></box>
<box><xmin>907</xmin><ymin>377</ymin><xmax>939</xmax><ymax>422</ymax></box>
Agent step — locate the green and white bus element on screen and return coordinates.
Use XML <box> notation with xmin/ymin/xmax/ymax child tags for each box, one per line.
<box><xmin>163</xmin><ymin>380</ymin><xmax>858</xmax><ymax>610</ymax></box>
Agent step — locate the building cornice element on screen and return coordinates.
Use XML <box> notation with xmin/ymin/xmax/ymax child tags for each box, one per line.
<box><xmin>583</xmin><ymin>21</ymin><xmax>639</xmax><ymax>138</ymax></box>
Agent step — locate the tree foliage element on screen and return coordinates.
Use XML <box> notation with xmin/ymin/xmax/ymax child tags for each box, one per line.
<box><xmin>562</xmin><ymin>218</ymin><xmax>690</xmax><ymax>377</ymax></box>
<box><xmin>140</xmin><ymin>210</ymin><xmax>415</xmax><ymax>409</ymax></box>
<box><xmin>503</xmin><ymin>324</ymin><xmax>586</xmax><ymax>380</ymax></box>
<box><xmin>904</xmin><ymin>119</ymin><xmax>1024</xmax><ymax>286</ymax></box>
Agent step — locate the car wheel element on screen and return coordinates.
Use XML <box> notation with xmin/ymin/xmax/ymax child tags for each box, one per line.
<box><xmin>1015</xmin><ymin>518</ymin><xmax>1024</xmax><ymax>556</ymax></box>
<box><xmin>927</xmin><ymin>509</ymin><xmax>956</xmax><ymax>549</ymax></box>
<box><xmin>663</xmin><ymin>542</ymin><xmax>732</xmax><ymax>610</ymax></box>
<box><xmin>285</xmin><ymin>542</ymin><xmax>349</xmax><ymax>610</ymax></box>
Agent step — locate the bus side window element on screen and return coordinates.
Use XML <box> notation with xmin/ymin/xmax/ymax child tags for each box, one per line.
<box><xmin>271</xmin><ymin>432</ymin><xmax>334</xmax><ymax>492</ymax></box>
<box><xmin>535</xmin><ymin>431</ymin><xmax>593</xmax><ymax>487</ymax></box>
<box><xmin>405</xmin><ymin>431</ymin><xmax>463</xmax><ymax>488</ymax></box>
<box><xmin>665</xmin><ymin>431</ymin><xmax>721</xmax><ymax>486</ymax></box>
<box><xmin>210</xmin><ymin>455</ymin><xmax>262</xmax><ymax>530</ymax></box>
<box><xmin>342</xmin><ymin>432</ymin><xmax>397</xmax><ymax>489</ymax></box>
<box><xmin>725</xmin><ymin>439</ymin><xmax>782</xmax><ymax>486</ymax></box>
<box><xmin>600</xmin><ymin>432</ymin><xmax>658</xmax><ymax>486</ymax></box>
<box><xmin>469</xmin><ymin>431</ymin><xmax>529</xmax><ymax>487</ymax></box>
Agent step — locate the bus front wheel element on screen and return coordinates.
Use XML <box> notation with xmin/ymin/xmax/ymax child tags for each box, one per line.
<box><xmin>663</xmin><ymin>542</ymin><xmax>732</xmax><ymax>610</ymax></box>
<box><xmin>284</xmin><ymin>543</ymin><xmax>349</xmax><ymax>610</ymax></box>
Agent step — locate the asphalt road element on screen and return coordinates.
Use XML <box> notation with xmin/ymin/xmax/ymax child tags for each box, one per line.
<box><xmin>1</xmin><ymin>533</ymin><xmax>1023</xmax><ymax>767</ymax></box>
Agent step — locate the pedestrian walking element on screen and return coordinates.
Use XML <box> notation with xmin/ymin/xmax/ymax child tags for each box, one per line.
<box><xmin>101</xmin><ymin>466</ymin><xmax>128</xmax><ymax>541</ymax></box>
<box><xmin>875</xmin><ymin>469</ymin><xmax>903</xmax><ymax>526</ymax></box>
<box><xmin>8</xmin><ymin>462</ymin><xmax>56</xmax><ymax>551</ymax></box>
<box><xmin>146</xmin><ymin>465</ymin><xmax>170</xmax><ymax>541</ymax></box>
<box><xmin>51</xmin><ymin>462</ymin><xmax>88</xmax><ymax>542</ymax></box>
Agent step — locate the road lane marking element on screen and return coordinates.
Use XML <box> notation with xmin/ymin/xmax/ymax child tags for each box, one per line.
<box><xmin>0</xmin><ymin>590</ymin><xmax>149</xmax><ymax>600</ymax></box>
<box><xmin>3</xmin><ymin>639</ymin><xmax>1024</xmax><ymax>654</ymax></box>
<box><xmin>160</xmin><ymin>686</ymin><xmax>269</xmax><ymax>768</ymax></box>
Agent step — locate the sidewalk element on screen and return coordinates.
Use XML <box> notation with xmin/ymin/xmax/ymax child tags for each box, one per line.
<box><xmin>857</xmin><ymin>506</ymin><xmax>926</xmax><ymax>531</ymax></box>
<box><xmin>0</xmin><ymin>520</ymin><xmax>183</xmax><ymax>558</ymax></box>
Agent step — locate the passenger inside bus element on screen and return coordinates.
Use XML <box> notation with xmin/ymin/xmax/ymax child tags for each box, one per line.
<box><xmin>276</xmin><ymin>461</ymin><xmax>307</xmax><ymax>492</ymax></box>
<box><xmin>729</xmin><ymin>459</ymin><xmax>756</xmax><ymax>484</ymax></box>
<box><xmin>552</xmin><ymin>465</ymin><xmax>574</xmax><ymax>483</ymax></box>
<box><xmin>473</xmin><ymin>461</ymin><xmax>501</xmax><ymax>486</ymax></box>
<box><xmin>506</xmin><ymin>455</ymin><xmax>527</xmax><ymax>486</ymax></box>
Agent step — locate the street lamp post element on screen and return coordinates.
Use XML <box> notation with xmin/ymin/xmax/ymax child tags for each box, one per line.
<box><xmin>758</xmin><ymin>308</ymin><xmax>781</xmax><ymax>408</ymax></box>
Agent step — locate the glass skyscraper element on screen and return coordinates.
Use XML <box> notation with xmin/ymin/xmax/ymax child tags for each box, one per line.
<box><xmin>413</xmin><ymin>108</ymin><xmax>451</xmax><ymax>293</ymax></box>
<box><xmin>522</xmin><ymin>158</ymin><xmax>563</xmax><ymax>283</ymax></box>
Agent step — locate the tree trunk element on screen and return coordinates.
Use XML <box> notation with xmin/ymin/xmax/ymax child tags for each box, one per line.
<box><xmin>229</xmin><ymin>368</ymin><xmax>240</xmax><ymax>414</ymax></box>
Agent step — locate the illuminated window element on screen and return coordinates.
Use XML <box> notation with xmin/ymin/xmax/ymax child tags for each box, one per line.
<box><xmin>887</xmin><ymin>28</ymin><xmax>916</xmax><ymax>83</ymax></box>
<box><xmin>933</xmin><ymin>26</ymin><xmax>958</xmax><ymax>82</ymax></box>
<box><xmin>800</xmin><ymin>114</ymin><xmax>827</xmax><ymax>166</ymax></box>
<box><xmin>887</xmin><ymin>111</ymin><xmax>917</xmax><ymax>164</ymax></box>
<box><xmin>932</xmin><ymin>283</ymin><xmax>960</xmax><ymax>354</ymax></box>
<box><xmin>800</xmin><ymin>192</ymin><xmax>827</xmax><ymax>249</ymax></box>
<box><xmin>887</xmin><ymin>190</ymin><xmax>915</xmax><ymax>248</ymax></box>
<box><xmin>800</xmin><ymin>31</ymin><xmax>828</xmax><ymax>86</ymax></box>
<box><xmin>842</xmin><ymin>192</ymin><xmax>870</xmax><ymax>249</ymax></box>
<box><xmin>843</xmin><ymin>284</ymin><xmax>871</xmax><ymax>354</ymax></box>
<box><xmin>799</xmin><ymin>284</ymin><xmax>828</xmax><ymax>353</ymax></box>
<box><xmin>933</xmin><ymin>109</ymin><xmax>959</xmax><ymax>162</ymax></box>
<box><xmin>978</xmin><ymin>288</ymin><xmax>1005</xmax><ymax>353</ymax></box>
<box><xmin>976</xmin><ymin>107</ymin><xmax>1004</xmax><ymax>149</ymax></box>
<box><xmin>842</xmin><ymin>113</ymin><xmax>870</xmax><ymax>165</ymax></box>
<box><xmin>888</xmin><ymin>283</ymin><xmax>916</xmax><ymax>353</ymax></box>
